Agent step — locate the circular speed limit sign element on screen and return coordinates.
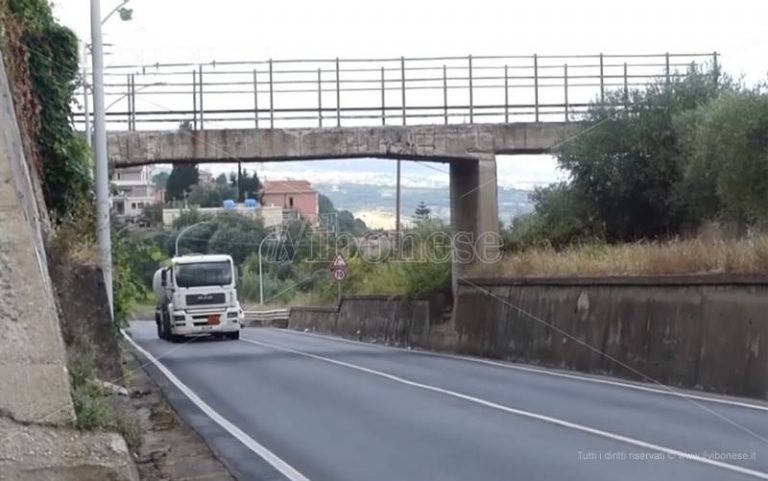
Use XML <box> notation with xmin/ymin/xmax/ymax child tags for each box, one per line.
<box><xmin>332</xmin><ymin>268</ymin><xmax>347</xmax><ymax>282</ymax></box>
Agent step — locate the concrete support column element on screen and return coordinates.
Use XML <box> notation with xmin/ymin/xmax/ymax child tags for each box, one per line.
<box><xmin>449</xmin><ymin>155</ymin><xmax>500</xmax><ymax>294</ymax></box>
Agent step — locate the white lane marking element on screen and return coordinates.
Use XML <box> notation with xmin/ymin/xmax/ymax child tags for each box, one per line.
<box><xmin>267</xmin><ymin>328</ymin><xmax>768</xmax><ymax>413</ymax></box>
<box><xmin>122</xmin><ymin>330</ymin><xmax>311</xmax><ymax>481</ymax></box>
<box><xmin>242</xmin><ymin>336</ymin><xmax>768</xmax><ymax>480</ymax></box>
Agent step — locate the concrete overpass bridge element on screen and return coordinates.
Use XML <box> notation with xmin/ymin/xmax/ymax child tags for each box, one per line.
<box><xmin>88</xmin><ymin>52</ymin><xmax>718</xmax><ymax>280</ymax></box>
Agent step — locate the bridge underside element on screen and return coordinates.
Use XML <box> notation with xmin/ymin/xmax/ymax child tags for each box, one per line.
<box><xmin>108</xmin><ymin>122</ymin><xmax>578</xmax><ymax>291</ymax></box>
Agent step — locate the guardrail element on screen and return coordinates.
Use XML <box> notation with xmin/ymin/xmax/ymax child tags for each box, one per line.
<box><xmin>75</xmin><ymin>52</ymin><xmax>719</xmax><ymax>131</ymax></box>
<box><xmin>244</xmin><ymin>308</ymin><xmax>290</xmax><ymax>326</ymax></box>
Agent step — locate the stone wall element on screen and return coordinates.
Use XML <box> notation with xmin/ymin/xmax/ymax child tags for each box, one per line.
<box><xmin>455</xmin><ymin>276</ymin><xmax>768</xmax><ymax>400</ymax></box>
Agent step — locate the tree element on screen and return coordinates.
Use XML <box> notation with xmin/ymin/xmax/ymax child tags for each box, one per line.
<box><xmin>412</xmin><ymin>201</ymin><xmax>431</xmax><ymax>225</ymax></box>
<box><xmin>152</xmin><ymin>171</ymin><xmax>170</xmax><ymax>189</ymax></box>
<box><xmin>140</xmin><ymin>203</ymin><xmax>163</xmax><ymax>227</ymax></box>
<box><xmin>241</xmin><ymin>170</ymin><xmax>262</xmax><ymax>200</ymax></box>
<box><xmin>506</xmin><ymin>183</ymin><xmax>603</xmax><ymax>250</ymax></box>
<box><xmin>318</xmin><ymin>193</ymin><xmax>335</xmax><ymax>214</ymax></box>
<box><xmin>317</xmin><ymin>193</ymin><xmax>368</xmax><ymax>234</ymax></box>
<box><xmin>215</xmin><ymin>173</ymin><xmax>228</xmax><ymax>185</ymax></box>
<box><xmin>187</xmin><ymin>183</ymin><xmax>237</xmax><ymax>208</ymax></box>
<box><xmin>336</xmin><ymin>210</ymin><xmax>368</xmax><ymax>236</ymax></box>
<box><xmin>680</xmin><ymin>88</ymin><xmax>768</xmax><ymax>230</ymax></box>
<box><xmin>229</xmin><ymin>169</ymin><xmax>262</xmax><ymax>202</ymax></box>
<box><xmin>166</xmin><ymin>164</ymin><xmax>199</xmax><ymax>202</ymax></box>
<box><xmin>556</xmin><ymin>66</ymin><xmax>724</xmax><ymax>241</ymax></box>
<box><xmin>207</xmin><ymin>213</ymin><xmax>266</xmax><ymax>264</ymax></box>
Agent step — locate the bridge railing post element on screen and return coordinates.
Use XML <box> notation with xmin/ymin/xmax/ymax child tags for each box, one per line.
<box><xmin>269</xmin><ymin>58</ymin><xmax>274</xmax><ymax>129</ymax></box>
<box><xmin>335</xmin><ymin>58</ymin><xmax>341</xmax><ymax>127</ymax></box>
<box><xmin>665</xmin><ymin>52</ymin><xmax>671</xmax><ymax>87</ymax></box>
<box><xmin>712</xmin><ymin>51</ymin><xmax>719</xmax><ymax>88</ymax></box>
<box><xmin>468</xmin><ymin>55</ymin><xmax>474</xmax><ymax>124</ymax></box>
<box><xmin>126</xmin><ymin>74</ymin><xmax>132</xmax><ymax>131</ymax></box>
<box><xmin>599</xmin><ymin>53</ymin><xmax>604</xmax><ymax>106</ymax></box>
<box><xmin>401</xmin><ymin>56</ymin><xmax>406</xmax><ymax>126</ymax></box>
<box><xmin>253</xmin><ymin>69</ymin><xmax>259</xmax><ymax>129</ymax></box>
<box><xmin>443</xmin><ymin>65</ymin><xmax>448</xmax><ymax>125</ymax></box>
<box><xmin>504</xmin><ymin>64</ymin><xmax>509</xmax><ymax>123</ymax></box>
<box><xmin>318</xmin><ymin>68</ymin><xmax>324</xmax><ymax>128</ymax></box>
<box><xmin>533</xmin><ymin>54</ymin><xmax>539</xmax><ymax>122</ymax></box>
<box><xmin>381</xmin><ymin>66</ymin><xmax>386</xmax><ymax>126</ymax></box>
<box><xmin>563</xmin><ymin>64</ymin><xmax>569</xmax><ymax>123</ymax></box>
<box><xmin>192</xmin><ymin>69</ymin><xmax>198</xmax><ymax>130</ymax></box>
<box><xmin>198</xmin><ymin>65</ymin><xmax>204</xmax><ymax>130</ymax></box>
<box><xmin>130</xmin><ymin>73</ymin><xmax>136</xmax><ymax>131</ymax></box>
<box><xmin>623</xmin><ymin>62</ymin><xmax>629</xmax><ymax>107</ymax></box>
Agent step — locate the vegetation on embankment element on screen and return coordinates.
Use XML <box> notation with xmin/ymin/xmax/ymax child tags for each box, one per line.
<box><xmin>0</xmin><ymin>0</ymin><xmax>91</xmax><ymax>219</ymax></box>
<box><xmin>501</xmin><ymin>64</ymin><xmax>768</xmax><ymax>276</ymax></box>
<box><xmin>478</xmin><ymin>235</ymin><xmax>768</xmax><ymax>278</ymax></box>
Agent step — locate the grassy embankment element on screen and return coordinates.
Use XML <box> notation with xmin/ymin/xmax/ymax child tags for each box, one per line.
<box><xmin>479</xmin><ymin>235</ymin><xmax>768</xmax><ymax>278</ymax></box>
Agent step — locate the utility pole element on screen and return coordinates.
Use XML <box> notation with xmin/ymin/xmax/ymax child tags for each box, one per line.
<box><xmin>91</xmin><ymin>0</ymin><xmax>113</xmax><ymax>320</ymax></box>
<box><xmin>395</xmin><ymin>160</ymin><xmax>401</xmax><ymax>250</ymax></box>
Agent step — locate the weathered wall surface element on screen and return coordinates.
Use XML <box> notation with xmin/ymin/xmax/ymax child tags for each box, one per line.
<box><xmin>0</xmin><ymin>54</ymin><xmax>139</xmax><ymax>480</ymax></box>
<box><xmin>108</xmin><ymin>122</ymin><xmax>578</xmax><ymax>167</ymax></box>
<box><xmin>455</xmin><ymin>276</ymin><xmax>768</xmax><ymax>399</ymax></box>
<box><xmin>288</xmin><ymin>295</ymin><xmax>445</xmax><ymax>346</ymax></box>
<box><xmin>47</xmin><ymin>253</ymin><xmax>122</xmax><ymax>383</ymax></box>
<box><xmin>0</xmin><ymin>54</ymin><xmax>74</xmax><ymax>427</ymax></box>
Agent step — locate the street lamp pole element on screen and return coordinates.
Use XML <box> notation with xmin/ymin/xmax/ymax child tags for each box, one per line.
<box><xmin>90</xmin><ymin>0</ymin><xmax>113</xmax><ymax>320</ymax></box>
<box><xmin>175</xmin><ymin>221</ymin><xmax>211</xmax><ymax>257</ymax></box>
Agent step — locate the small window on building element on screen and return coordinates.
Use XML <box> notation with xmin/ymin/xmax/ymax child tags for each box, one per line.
<box><xmin>131</xmin><ymin>203</ymin><xmax>136</xmax><ymax>209</ymax></box>
<box><xmin>289</xmin><ymin>197</ymin><xmax>294</xmax><ymax>208</ymax></box>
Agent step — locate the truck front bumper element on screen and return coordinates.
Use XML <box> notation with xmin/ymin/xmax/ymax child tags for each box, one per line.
<box><xmin>170</xmin><ymin>308</ymin><xmax>243</xmax><ymax>336</ymax></box>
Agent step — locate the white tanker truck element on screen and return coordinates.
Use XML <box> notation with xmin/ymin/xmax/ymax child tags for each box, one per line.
<box><xmin>153</xmin><ymin>254</ymin><xmax>243</xmax><ymax>342</ymax></box>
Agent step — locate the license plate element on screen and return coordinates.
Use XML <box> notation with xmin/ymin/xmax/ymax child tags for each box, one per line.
<box><xmin>207</xmin><ymin>315</ymin><xmax>220</xmax><ymax>325</ymax></box>
<box><xmin>201</xmin><ymin>325</ymin><xmax>212</xmax><ymax>331</ymax></box>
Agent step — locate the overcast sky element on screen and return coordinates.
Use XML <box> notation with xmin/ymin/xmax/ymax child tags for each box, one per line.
<box><xmin>55</xmin><ymin>0</ymin><xmax>767</xmax><ymax>188</ymax></box>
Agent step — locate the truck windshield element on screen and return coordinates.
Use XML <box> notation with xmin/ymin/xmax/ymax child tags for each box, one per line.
<box><xmin>175</xmin><ymin>262</ymin><xmax>232</xmax><ymax>288</ymax></box>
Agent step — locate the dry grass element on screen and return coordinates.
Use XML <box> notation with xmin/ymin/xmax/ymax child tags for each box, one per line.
<box><xmin>481</xmin><ymin>236</ymin><xmax>768</xmax><ymax>278</ymax></box>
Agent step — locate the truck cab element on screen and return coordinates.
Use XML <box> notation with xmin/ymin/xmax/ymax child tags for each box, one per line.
<box><xmin>153</xmin><ymin>254</ymin><xmax>243</xmax><ymax>342</ymax></box>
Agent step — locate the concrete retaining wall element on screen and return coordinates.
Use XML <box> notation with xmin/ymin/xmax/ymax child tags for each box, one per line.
<box><xmin>455</xmin><ymin>276</ymin><xmax>768</xmax><ymax>399</ymax></box>
<box><xmin>288</xmin><ymin>295</ymin><xmax>445</xmax><ymax>346</ymax></box>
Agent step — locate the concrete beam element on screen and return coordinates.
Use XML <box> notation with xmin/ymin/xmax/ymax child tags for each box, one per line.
<box><xmin>109</xmin><ymin>122</ymin><xmax>580</xmax><ymax>167</ymax></box>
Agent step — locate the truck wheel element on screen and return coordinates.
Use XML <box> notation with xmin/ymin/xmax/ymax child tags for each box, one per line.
<box><xmin>227</xmin><ymin>331</ymin><xmax>240</xmax><ymax>341</ymax></box>
<box><xmin>156</xmin><ymin>320</ymin><xmax>163</xmax><ymax>339</ymax></box>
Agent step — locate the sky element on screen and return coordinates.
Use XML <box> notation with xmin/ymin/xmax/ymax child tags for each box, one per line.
<box><xmin>54</xmin><ymin>0</ymin><xmax>767</xmax><ymax>191</ymax></box>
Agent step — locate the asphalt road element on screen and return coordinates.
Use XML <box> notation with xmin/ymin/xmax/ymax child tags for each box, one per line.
<box><xmin>128</xmin><ymin>321</ymin><xmax>768</xmax><ymax>481</ymax></box>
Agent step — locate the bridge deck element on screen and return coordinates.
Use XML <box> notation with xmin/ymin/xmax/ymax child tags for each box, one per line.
<box><xmin>109</xmin><ymin>122</ymin><xmax>578</xmax><ymax>167</ymax></box>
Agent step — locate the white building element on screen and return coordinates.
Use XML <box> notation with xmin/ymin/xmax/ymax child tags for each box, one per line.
<box><xmin>162</xmin><ymin>204</ymin><xmax>299</xmax><ymax>229</ymax></box>
<box><xmin>112</xmin><ymin>165</ymin><xmax>157</xmax><ymax>220</ymax></box>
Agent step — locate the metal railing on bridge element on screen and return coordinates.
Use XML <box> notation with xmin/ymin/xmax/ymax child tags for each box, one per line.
<box><xmin>76</xmin><ymin>52</ymin><xmax>719</xmax><ymax>131</ymax></box>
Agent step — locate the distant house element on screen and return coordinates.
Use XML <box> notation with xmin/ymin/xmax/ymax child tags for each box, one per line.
<box><xmin>112</xmin><ymin>165</ymin><xmax>155</xmax><ymax>220</ymax></box>
<box><xmin>260</xmin><ymin>180</ymin><xmax>319</xmax><ymax>224</ymax></box>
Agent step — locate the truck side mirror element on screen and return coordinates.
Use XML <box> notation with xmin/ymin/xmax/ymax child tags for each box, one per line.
<box><xmin>161</xmin><ymin>269</ymin><xmax>167</xmax><ymax>287</ymax></box>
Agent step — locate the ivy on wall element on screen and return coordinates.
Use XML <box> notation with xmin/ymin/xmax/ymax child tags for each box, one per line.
<box><xmin>3</xmin><ymin>0</ymin><xmax>91</xmax><ymax>218</ymax></box>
